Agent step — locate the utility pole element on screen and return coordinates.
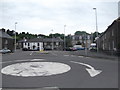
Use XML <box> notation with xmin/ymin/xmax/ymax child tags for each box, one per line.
<box><xmin>93</xmin><ymin>8</ymin><xmax>98</xmax><ymax>52</ymax></box>
<box><xmin>51</xmin><ymin>29</ymin><xmax>54</xmax><ymax>50</ymax></box>
<box><xmin>14</xmin><ymin>22</ymin><xmax>17</xmax><ymax>52</ymax></box>
<box><xmin>64</xmin><ymin>25</ymin><xmax>66</xmax><ymax>51</ymax></box>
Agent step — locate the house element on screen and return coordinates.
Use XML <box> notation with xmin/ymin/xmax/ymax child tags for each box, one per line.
<box><xmin>97</xmin><ymin>17</ymin><xmax>120</xmax><ymax>55</ymax></box>
<box><xmin>17</xmin><ymin>38</ymin><xmax>27</xmax><ymax>49</ymax></box>
<box><xmin>43</xmin><ymin>37</ymin><xmax>63</xmax><ymax>50</ymax></box>
<box><xmin>22</xmin><ymin>37</ymin><xmax>63</xmax><ymax>51</ymax></box>
<box><xmin>71</xmin><ymin>34</ymin><xmax>92</xmax><ymax>48</ymax></box>
<box><xmin>0</xmin><ymin>28</ymin><xmax>14</xmax><ymax>52</ymax></box>
<box><xmin>23</xmin><ymin>38</ymin><xmax>44</xmax><ymax>51</ymax></box>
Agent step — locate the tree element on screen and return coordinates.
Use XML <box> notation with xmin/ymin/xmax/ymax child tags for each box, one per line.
<box><xmin>1</xmin><ymin>28</ymin><xmax>5</xmax><ymax>32</ymax></box>
<box><xmin>92</xmin><ymin>31</ymin><xmax>101</xmax><ymax>43</ymax></box>
<box><xmin>75</xmin><ymin>31</ymin><xmax>89</xmax><ymax>35</ymax></box>
<box><xmin>49</xmin><ymin>33</ymin><xmax>64</xmax><ymax>39</ymax></box>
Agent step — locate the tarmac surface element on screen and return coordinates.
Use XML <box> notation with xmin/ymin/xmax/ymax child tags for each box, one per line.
<box><xmin>0</xmin><ymin>50</ymin><xmax>119</xmax><ymax>89</ymax></box>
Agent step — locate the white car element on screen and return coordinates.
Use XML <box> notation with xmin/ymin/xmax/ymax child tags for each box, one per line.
<box><xmin>0</xmin><ymin>49</ymin><xmax>11</xmax><ymax>54</ymax></box>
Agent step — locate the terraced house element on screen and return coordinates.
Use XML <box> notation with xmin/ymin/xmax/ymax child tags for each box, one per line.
<box><xmin>97</xmin><ymin>17</ymin><xmax>120</xmax><ymax>55</ymax></box>
<box><xmin>22</xmin><ymin>37</ymin><xmax>63</xmax><ymax>51</ymax></box>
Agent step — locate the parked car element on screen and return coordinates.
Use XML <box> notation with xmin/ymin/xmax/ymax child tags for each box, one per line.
<box><xmin>0</xmin><ymin>49</ymin><xmax>11</xmax><ymax>54</ymax></box>
<box><xmin>73</xmin><ymin>45</ymin><xmax>85</xmax><ymax>50</ymax></box>
<box><xmin>65</xmin><ymin>47</ymin><xmax>77</xmax><ymax>51</ymax></box>
<box><xmin>89</xmin><ymin>43</ymin><xmax>97</xmax><ymax>51</ymax></box>
<box><xmin>22</xmin><ymin>48</ymin><xmax>28</xmax><ymax>51</ymax></box>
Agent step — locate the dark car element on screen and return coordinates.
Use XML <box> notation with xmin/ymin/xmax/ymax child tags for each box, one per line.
<box><xmin>22</xmin><ymin>48</ymin><xmax>28</xmax><ymax>51</ymax></box>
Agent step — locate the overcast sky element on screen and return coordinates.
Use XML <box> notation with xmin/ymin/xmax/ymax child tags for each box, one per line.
<box><xmin>0</xmin><ymin>0</ymin><xmax>119</xmax><ymax>35</ymax></box>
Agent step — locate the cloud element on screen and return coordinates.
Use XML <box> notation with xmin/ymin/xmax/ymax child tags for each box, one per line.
<box><xmin>0</xmin><ymin>0</ymin><xmax>119</xmax><ymax>35</ymax></box>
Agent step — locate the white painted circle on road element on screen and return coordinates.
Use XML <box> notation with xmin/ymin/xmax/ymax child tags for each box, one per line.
<box><xmin>1</xmin><ymin>62</ymin><xmax>71</xmax><ymax>77</ymax></box>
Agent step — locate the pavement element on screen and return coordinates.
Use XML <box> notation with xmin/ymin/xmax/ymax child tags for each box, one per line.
<box><xmin>0</xmin><ymin>50</ymin><xmax>118</xmax><ymax>89</ymax></box>
<box><xmin>68</xmin><ymin>50</ymin><xmax>118</xmax><ymax>60</ymax></box>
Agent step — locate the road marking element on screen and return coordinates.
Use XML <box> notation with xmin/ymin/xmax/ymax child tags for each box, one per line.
<box><xmin>70</xmin><ymin>61</ymin><xmax>102</xmax><ymax>77</ymax></box>
<box><xmin>85</xmin><ymin>57</ymin><xmax>91</xmax><ymax>59</ymax></box>
<box><xmin>64</xmin><ymin>55</ymin><xmax>69</xmax><ymax>56</ymax></box>
<box><xmin>30</xmin><ymin>51</ymin><xmax>33</xmax><ymax>55</ymax></box>
<box><xmin>71</xmin><ymin>55</ymin><xmax>75</xmax><ymax>57</ymax></box>
<box><xmin>30</xmin><ymin>59</ymin><xmax>45</xmax><ymax>61</ymax></box>
<box><xmin>42</xmin><ymin>86</ymin><xmax>60</xmax><ymax>90</ymax></box>
<box><xmin>78</xmin><ymin>56</ymin><xmax>84</xmax><ymax>58</ymax></box>
<box><xmin>0</xmin><ymin>59</ymin><xmax>45</xmax><ymax>64</ymax></box>
<box><xmin>1</xmin><ymin>62</ymin><xmax>71</xmax><ymax>77</ymax></box>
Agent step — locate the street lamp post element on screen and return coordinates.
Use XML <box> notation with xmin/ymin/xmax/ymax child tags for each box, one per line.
<box><xmin>14</xmin><ymin>22</ymin><xmax>17</xmax><ymax>52</ymax></box>
<box><xmin>51</xmin><ymin>29</ymin><xmax>54</xmax><ymax>50</ymax></box>
<box><xmin>85</xmin><ymin>33</ymin><xmax>87</xmax><ymax>56</ymax></box>
<box><xmin>64</xmin><ymin>25</ymin><xmax>66</xmax><ymax>51</ymax></box>
<box><xmin>93</xmin><ymin>8</ymin><xmax>98</xmax><ymax>52</ymax></box>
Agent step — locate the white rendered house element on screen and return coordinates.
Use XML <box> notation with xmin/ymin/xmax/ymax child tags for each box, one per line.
<box><xmin>23</xmin><ymin>38</ymin><xmax>44</xmax><ymax>51</ymax></box>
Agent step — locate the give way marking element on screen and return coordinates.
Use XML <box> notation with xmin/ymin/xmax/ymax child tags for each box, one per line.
<box><xmin>70</xmin><ymin>61</ymin><xmax>102</xmax><ymax>77</ymax></box>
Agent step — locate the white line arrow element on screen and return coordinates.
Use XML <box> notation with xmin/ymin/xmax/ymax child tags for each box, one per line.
<box><xmin>70</xmin><ymin>61</ymin><xmax>102</xmax><ymax>77</ymax></box>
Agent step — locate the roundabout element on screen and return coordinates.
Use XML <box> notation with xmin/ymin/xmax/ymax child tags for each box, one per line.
<box><xmin>1</xmin><ymin>62</ymin><xmax>71</xmax><ymax>77</ymax></box>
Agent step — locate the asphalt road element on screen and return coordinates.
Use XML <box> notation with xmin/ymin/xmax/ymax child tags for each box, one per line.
<box><xmin>0</xmin><ymin>50</ymin><xmax>118</xmax><ymax>89</ymax></box>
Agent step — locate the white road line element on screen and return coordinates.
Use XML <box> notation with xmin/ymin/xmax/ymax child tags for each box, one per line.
<box><xmin>30</xmin><ymin>59</ymin><xmax>45</xmax><ymax>61</ymax></box>
<box><xmin>42</xmin><ymin>87</ymin><xmax>60</xmax><ymax>90</ymax></box>
<box><xmin>64</xmin><ymin>55</ymin><xmax>69</xmax><ymax>56</ymax></box>
<box><xmin>85</xmin><ymin>57</ymin><xmax>91</xmax><ymax>59</ymax></box>
<box><xmin>30</xmin><ymin>51</ymin><xmax>33</xmax><ymax>55</ymax></box>
<box><xmin>70</xmin><ymin>61</ymin><xmax>102</xmax><ymax>77</ymax></box>
<box><xmin>0</xmin><ymin>59</ymin><xmax>45</xmax><ymax>64</ymax></box>
<box><xmin>78</xmin><ymin>56</ymin><xmax>84</xmax><ymax>58</ymax></box>
<box><xmin>71</xmin><ymin>55</ymin><xmax>75</xmax><ymax>57</ymax></box>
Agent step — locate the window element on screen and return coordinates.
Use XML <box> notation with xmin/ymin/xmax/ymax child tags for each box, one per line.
<box><xmin>5</xmin><ymin>40</ymin><xmax>8</xmax><ymax>44</ymax></box>
<box><xmin>38</xmin><ymin>43</ymin><xmax>39</xmax><ymax>46</ymax></box>
<box><xmin>72</xmin><ymin>36</ymin><xmax>75</xmax><ymax>40</ymax></box>
<box><xmin>79</xmin><ymin>36</ymin><xmax>82</xmax><ymax>39</ymax></box>
<box><xmin>56</xmin><ymin>42</ymin><xmax>59</xmax><ymax>46</ymax></box>
<box><xmin>105</xmin><ymin>34</ymin><xmax>106</xmax><ymax>39</ymax></box>
<box><xmin>44</xmin><ymin>43</ymin><xmax>47</xmax><ymax>45</ymax></box>
<box><xmin>112</xmin><ymin>41</ymin><xmax>114</xmax><ymax>49</ymax></box>
<box><xmin>28</xmin><ymin>43</ymin><xmax>30</xmax><ymax>46</ymax></box>
<box><xmin>112</xmin><ymin>29</ymin><xmax>114</xmax><ymax>36</ymax></box>
<box><xmin>28</xmin><ymin>47</ymin><xmax>30</xmax><ymax>50</ymax></box>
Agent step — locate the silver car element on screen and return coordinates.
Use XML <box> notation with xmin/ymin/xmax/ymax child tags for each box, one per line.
<box><xmin>0</xmin><ymin>49</ymin><xmax>11</xmax><ymax>54</ymax></box>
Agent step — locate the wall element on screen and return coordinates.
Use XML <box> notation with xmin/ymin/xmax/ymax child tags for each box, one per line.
<box><xmin>23</xmin><ymin>42</ymin><xmax>43</xmax><ymax>51</ymax></box>
<box><xmin>98</xmin><ymin>18</ymin><xmax>120</xmax><ymax>55</ymax></box>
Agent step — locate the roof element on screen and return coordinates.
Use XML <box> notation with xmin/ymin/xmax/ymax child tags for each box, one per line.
<box><xmin>18</xmin><ymin>39</ymin><xmax>27</xmax><ymax>43</ymax></box>
<box><xmin>98</xmin><ymin>17</ymin><xmax>119</xmax><ymax>39</ymax></box>
<box><xmin>24</xmin><ymin>37</ymin><xmax>63</xmax><ymax>43</ymax></box>
<box><xmin>0</xmin><ymin>30</ymin><xmax>13</xmax><ymax>39</ymax></box>
<box><xmin>26</xmin><ymin>38</ymin><xmax>43</xmax><ymax>42</ymax></box>
<box><xmin>43</xmin><ymin>38</ymin><xmax>63</xmax><ymax>42</ymax></box>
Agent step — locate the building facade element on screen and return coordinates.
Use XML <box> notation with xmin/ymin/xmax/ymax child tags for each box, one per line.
<box><xmin>22</xmin><ymin>37</ymin><xmax>63</xmax><ymax>51</ymax></box>
<box><xmin>43</xmin><ymin>38</ymin><xmax>63</xmax><ymax>50</ymax></box>
<box><xmin>97</xmin><ymin>17</ymin><xmax>120</xmax><ymax>55</ymax></box>
<box><xmin>0</xmin><ymin>29</ymin><xmax>14</xmax><ymax>52</ymax></box>
<box><xmin>71</xmin><ymin>34</ymin><xmax>92</xmax><ymax>48</ymax></box>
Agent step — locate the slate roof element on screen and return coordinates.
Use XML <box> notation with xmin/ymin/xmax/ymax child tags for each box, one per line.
<box><xmin>26</xmin><ymin>38</ymin><xmax>43</xmax><ymax>42</ymax></box>
<box><xmin>23</xmin><ymin>37</ymin><xmax>63</xmax><ymax>43</ymax></box>
<box><xmin>0</xmin><ymin>29</ymin><xmax>13</xmax><ymax>39</ymax></box>
<box><xmin>43</xmin><ymin>38</ymin><xmax>63</xmax><ymax>42</ymax></box>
